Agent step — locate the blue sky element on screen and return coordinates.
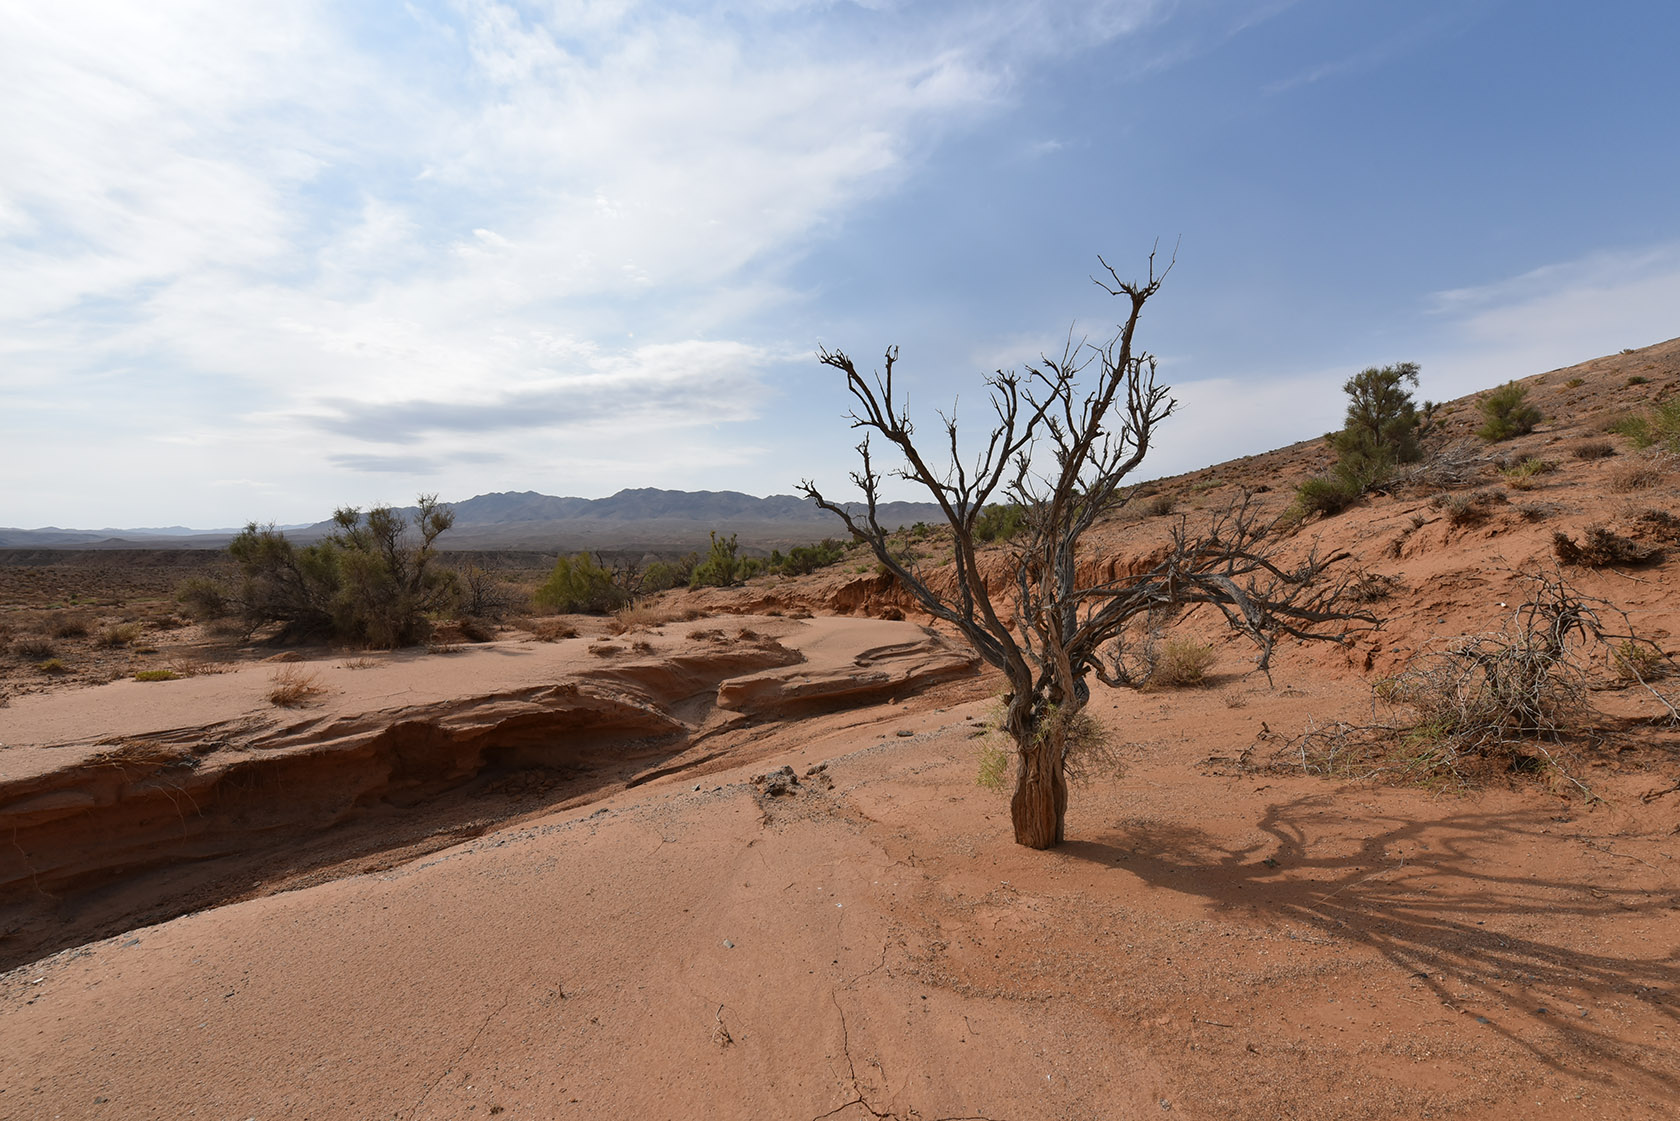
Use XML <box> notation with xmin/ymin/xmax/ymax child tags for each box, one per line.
<box><xmin>4</xmin><ymin>0</ymin><xmax>1678</xmax><ymax>529</ymax></box>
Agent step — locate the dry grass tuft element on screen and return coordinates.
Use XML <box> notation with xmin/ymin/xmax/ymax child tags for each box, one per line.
<box><xmin>98</xmin><ymin>622</ymin><xmax>143</xmax><ymax>647</ymax></box>
<box><xmin>267</xmin><ymin>665</ymin><xmax>328</xmax><ymax>707</ymax></box>
<box><xmin>14</xmin><ymin>634</ymin><xmax>56</xmax><ymax>660</ymax></box>
<box><xmin>46</xmin><ymin>612</ymin><xmax>91</xmax><ymax>639</ymax></box>
<box><xmin>1570</xmin><ymin>439</ymin><xmax>1615</xmax><ymax>460</ymax></box>
<box><xmin>609</xmin><ymin>601</ymin><xmax>689</xmax><ymax>634</ymax></box>
<box><xmin>512</xmin><ymin>616</ymin><xmax>579</xmax><ymax>642</ymax></box>
<box><xmin>1608</xmin><ymin>459</ymin><xmax>1669</xmax><ymax>492</ymax></box>
<box><xmin>1149</xmin><ymin>636</ymin><xmax>1218</xmax><ymax>688</ymax></box>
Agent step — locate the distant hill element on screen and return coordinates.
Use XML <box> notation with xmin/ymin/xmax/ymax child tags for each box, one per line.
<box><xmin>0</xmin><ymin>489</ymin><xmax>947</xmax><ymax>553</ymax></box>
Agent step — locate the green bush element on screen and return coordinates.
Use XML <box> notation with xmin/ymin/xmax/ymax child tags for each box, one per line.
<box><xmin>1290</xmin><ymin>472</ymin><xmax>1364</xmax><ymax>519</ymax></box>
<box><xmin>534</xmin><ymin>553</ymin><xmax>627</xmax><ymax>614</ymax></box>
<box><xmin>1327</xmin><ymin>362</ymin><xmax>1427</xmax><ymax>479</ymax></box>
<box><xmin>690</xmin><ymin>531</ymin><xmax>745</xmax><ymax>588</ymax></box>
<box><xmin>1293</xmin><ymin>362</ymin><xmax>1429</xmax><ymax>520</ymax></box>
<box><xmin>974</xmin><ymin>503</ymin><xmax>1027</xmax><ymax>542</ymax></box>
<box><xmin>769</xmin><ymin>538</ymin><xmax>847</xmax><ymax>576</ymax></box>
<box><xmin>206</xmin><ymin>495</ymin><xmax>459</xmax><ymax>646</ymax></box>
<box><xmin>639</xmin><ymin>555</ymin><xmax>695</xmax><ymax>594</ymax></box>
<box><xmin>1476</xmin><ymin>382</ymin><xmax>1542</xmax><ymax>442</ymax></box>
<box><xmin>1608</xmin><ymin>397</ymin><xmax>1680</xmax><ymax>453</ymax></box>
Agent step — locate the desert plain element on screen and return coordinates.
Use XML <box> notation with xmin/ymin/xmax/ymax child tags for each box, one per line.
<box><xmin>2</xmin><ymin>341</ymin><xmax>1679</xmax><ymax>1120</ymax></box>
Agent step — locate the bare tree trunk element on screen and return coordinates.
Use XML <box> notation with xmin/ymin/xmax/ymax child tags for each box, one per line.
<box><xmin>1007</xmin><ymin>699</ymin><xmax>1068</xmax><ymax>849</ymax></box>
<box><xmin>1010</xmin><ymin>732</ymin><xmax>1068</xmax><ymax>849</ymax></box>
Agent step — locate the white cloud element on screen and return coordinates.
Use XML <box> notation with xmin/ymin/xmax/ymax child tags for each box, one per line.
<box><xmin>0</xmin><ymin>0</ymin><xmax>1334</xmax><ymax>526</ymax></box>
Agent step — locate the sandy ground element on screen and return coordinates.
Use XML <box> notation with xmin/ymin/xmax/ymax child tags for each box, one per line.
<box><xmin>2</xmin><ymin>624</ymin><xmax>1677</xmax><ymax>1120</ymax></box>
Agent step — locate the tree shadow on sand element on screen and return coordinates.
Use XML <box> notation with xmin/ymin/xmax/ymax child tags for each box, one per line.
<box><xmin>1062</xmin><ymin>795</ymin><xmax>1680</xmax><ymax>1101</ymax></box>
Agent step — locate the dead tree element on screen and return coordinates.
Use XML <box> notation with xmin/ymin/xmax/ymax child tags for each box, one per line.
<box><xmin>800</xmin><ymin>251</ymin><xmax>1369</xmax><ymax>848</ymax></box>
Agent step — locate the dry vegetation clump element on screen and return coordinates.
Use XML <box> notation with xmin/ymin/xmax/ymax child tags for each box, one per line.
<box><xmin>267</xmin><ymin>666</ymin><xmax>328</xmax><ymax>707</ymax></box>
<box><xmin>1608</xmin><ymin>457</ymin><xmax>1670</xmax><ymax>492</ymax></box>
<box><xmin>1285</xmin><ymin>574</ymin><xmax>1677</xmax><ymax>787</ymax></box>
<box><xmin>134</xmin><ymin>669</ymin><xmax>181</xmax><ymax>682</ymax></box>
<box><xmin>1347</xmin><ymin>570</ymin><xmax>1403</xmax><ymax>603</ymax></box>
<box><xmin>1609</xmin><ymin>640</ymin><xmax>1672</xmax><ymax>684</ymax></box>
<box><xmin>1552</xmin><ymin>527</ymin><xmax>1662</xmax><ymax>567</ymax></box>
<box><xmin>46</xmin><ymin>611</ymin><xmax>92</xmax><ymax>639</ymax></box>
<box><xmin>1498</xmin><ymin>456</ymin><xmax>1556</xmax><ymax>489</ymax></box>
<box><xmin>1629</xmin><ymin>507</ymin><xmax>1680</xmax><ymax>542</ymax></box>
<box><xmin>608</xmin><ymin>601</ymin><xmax>697</xmax><ymax>634</ymax></box>
<box><xmin>1570</xmin><ymin>439</ymin><xmax>1615</xmax><ymax>460</ymax></box>
<box><xmin>14</xmin><ymin>634</ymin><xmax>57</xmax><ymax>660</ymax></box>
<box><xmin>1140</xmin><ymin>493</ymin><xmax>1177</xmax><ymax>517</ymax></box>
<box><xmin>1431</xmin><ymin>487</ymin><xmax>1508</xmax><ymax>527</ymax></box>
<box><xmin>1388</xmin><ymin>440</ymin><xmax>1487</xmax><ymax>490</ymax></box>
<box><xmin>511</xmin><ymin>616</ymin><xmax>579</xmax><ymax>641</ymax></box>
<box><xmin>98</xmin><ymin>622</ymin><xmax>143</xmax><ymax>648</ymax></box>
<box><xmin>1149</xmin><ymin>636</ymin><xmax>1217</xmax><ymax>687</ymax></box>
<box><xmin>37</xmin><ymin>657</ymin><xmax>71</xmax><ymax>675</ymax></box>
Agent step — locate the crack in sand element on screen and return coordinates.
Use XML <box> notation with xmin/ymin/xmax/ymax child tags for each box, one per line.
<box><xmin>406</xmin><ymin>991</ymin><xmax>512</xmax><ymax>1121</ymax></box>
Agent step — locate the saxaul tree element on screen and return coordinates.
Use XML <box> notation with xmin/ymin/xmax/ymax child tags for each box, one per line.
<box><xmin>800</xmin><ymin>251</ymin><xmax>1369</xmax><ymax>848</ymax></box>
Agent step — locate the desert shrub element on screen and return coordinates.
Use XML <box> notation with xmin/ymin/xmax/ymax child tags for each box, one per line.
<box><xmin>512</xmin><ymin>616</ymin><xmax>579</xmax><ymax>641</ymax></box>
<box><xmin>267</xmin><ymin>666</ymin><xmax>327</xmax><ymax>706</ymax></box>
<box><xmin>689</xmin><ymin>531</ymin><xmax>745</xmax><ymax>588</ymax></box>
<box><xmin>639</xmin><ymin>558</ymin><xmax>686</xmax><ymax>594</ymax></box>
<box><xmin>456</xmin><ymin>563</ymin><xmax>518</xmax><ymax>620</ymax></box>
<box><xmin>1553</xmin><ymin>527</ymin><xmax>1661</xmax><ymax>567</ymax></box>
<box><xmin>99</xmin><ymin>622</ymin><xmax>143</xmax><ymax>647</ymax></box>
<box><xmin>1570</xmin><ymin>440</ymin><xmax>1615</xmax><ymax>460</ymax></box>
<box><xmin>1499</xmin><ymin>457</ymin><xmax>1556</xmax><ymax>489</ymax></box>
<box><xmin>134</xmin><ymin>669</ymin><xmax>181</xmax><ymax>682</ymax></box>
<box><xmin>973</xmin><ymin>503</ymin><xmax>1028</xmax><ymax>543</ymax></box>
<box><xmin>456</xmin><ymin>617</ymin><xmax>497</xmax><ymax>643</ymax></box>
<box><xmin>37</xmin><ymin>658</ymin><xmax>70</xmax><ymax>675</ymax></box>
<box><xmin>534</xmin><ymin>553</ymin><xmax>627</xmax><ymax>614</ymax></box>
<box><xmin>1628</xmin><ymin>375</ymin><xmax>1649</xmax><ymax>386</ymax></box>
<box><xmin>1476</xmin><ymin>381</ymin><xmax>1542</xmax><ymax>442</ymax></box>
<box><xmin>1609</xmin><ymin>459</ymin><xmax>1669</xmax><ymax>492</ymax></box>
<box><xmin>1150</xmin><ymin>636</ymin><xmax>1217</xmax><ymax>687</ymax></box>
<box><xmin>1565</xmin><ymin>377</ymin><xmax>1585</xmax><ymax>388</ymax></box>
<box><xmin>1608</xmin><ymin>397</ymin><xmax>1680</xmax><ymax>453</ymax></box>
<box><xmin>1610</xmin><ymin>640</ymin><xmax>1671</xmax><ymax>683</ymax></box>
<box><xmin>1142</xmin><ymin>493</ymin><xmax>1177</xmax><ymax>517</ymax></box>
<box><xmin>1432</xmin><ymin>488</ymin><xmax>1507</xmax><ymax>527</ymax></box>
<box><xmin>769</xmin><ymin>538</ymin><xmax>847</xmax><ymax>577</ymax></box>
<box><xmin>14</xmin><ymin>635</ymin><xmax>56</xmax><ymax>659</ymax></box>
<box><xmin>1291</xmin><ymin>473</ymin><xmax>1363</xmax><ymax>519</ymax></box>
<box><xmin>46</xmin><ymin>612</ymin><xmax>91</xmax><ymax>639</ymax></box>
<box><xmin>1328</xmin><ymin>362</ymin><xmax>1429</xmax><ymax>477</ymax></box>
<box><xmin>976</xmin><ymin>741</ymin><xmax>1010</xmax><ymax>791</ymax></box>
<box><xmin>1292</xmin><ymin>362</ymin><xmax>1433</xmax><ymax>519</ymax></box>
<box><xmin>177</xmin><ymin>576</ymin><xmax>233</xmax><ymax>620</ymax></box>
<box><xmin>221</xmin><ymin>495</ymin><xmax>458</xmax><ymax>646</ymax></box>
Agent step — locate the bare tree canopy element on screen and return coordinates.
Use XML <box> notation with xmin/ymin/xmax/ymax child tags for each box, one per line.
<box><xmin>800</xmin><ymin>250</ymin><xmax>1371</xmax><ymax>848</ymax></box>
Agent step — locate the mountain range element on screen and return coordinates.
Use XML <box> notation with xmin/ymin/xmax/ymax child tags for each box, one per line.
<box><xmin>0</xmin><ymin>489</ymin><xmax>946</xmax><ymax>552</ymax></box>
